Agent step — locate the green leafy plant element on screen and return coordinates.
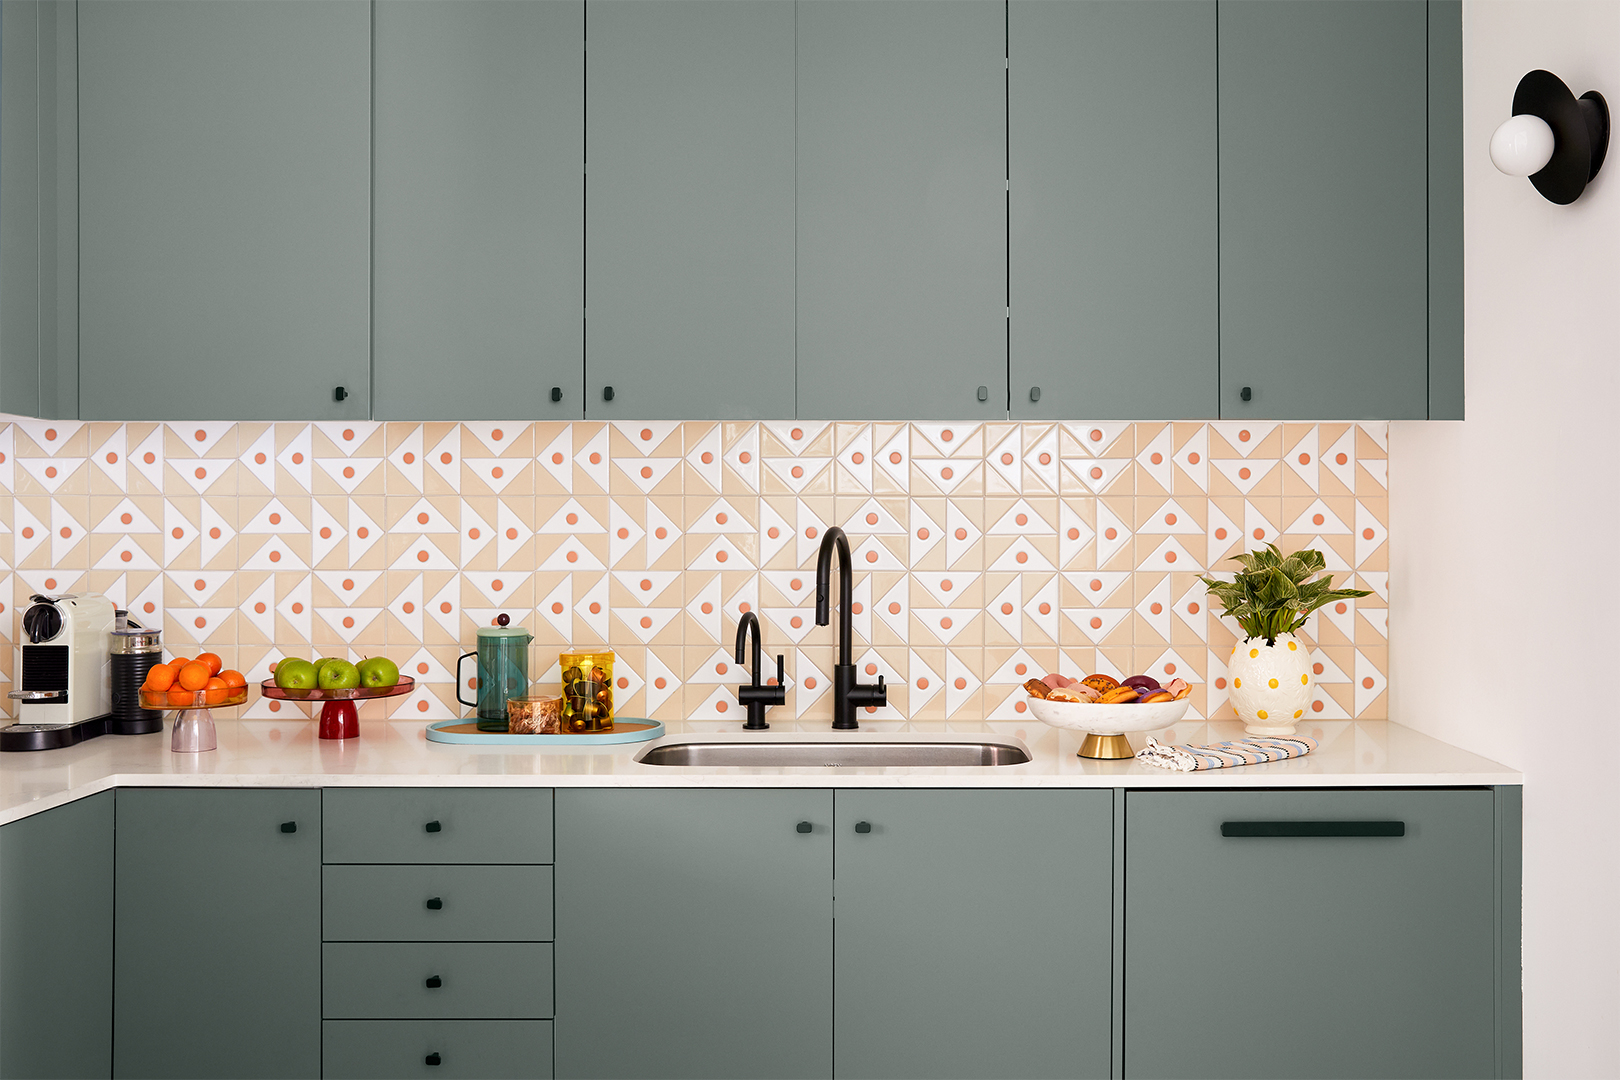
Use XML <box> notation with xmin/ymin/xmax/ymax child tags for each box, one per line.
<box><xmin>1199</xmin><ymin>543</ymin><xmax>1371</xmax><ymax>646</ymax></box>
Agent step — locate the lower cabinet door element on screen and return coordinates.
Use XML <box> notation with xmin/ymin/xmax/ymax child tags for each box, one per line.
<box><xmin>1124</xmin><ymin>789</ymin><xmax>1497</xmax><ymax>1079</ymax></box>
<box><xmin>323</xmin><ymin>943</ymin><xmax>553</xmax><ymax>1019</ymax></box>
<box><xmin>833</xmin><ymin>790</ymin><xmax>1114</xmax><ymax>1079</ymax></box>
<box><xmin>322</xmin><ymin>1020</ymin><xmax>552</xmax><ymax>1080</ymax></box>
<box><xmin>554</xmin><ymin>789</ymin><xmax>833</xmax><ymax>1079</ymax></box>
<box><xmin>114</xmin><ymin>788</ymin><xmax>320</xmax><ymax>1079</ymax></box>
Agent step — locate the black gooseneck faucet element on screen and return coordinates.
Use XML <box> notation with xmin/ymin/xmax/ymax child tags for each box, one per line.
<box><xmin>815</xmin><ymin>526</ymin><xmax>886</xmax><ymax>730</ymax></box>
<box><xmin>733</xmin><ymin>611</ymin><xmax>784</xmax><ymax>730</ymax></box>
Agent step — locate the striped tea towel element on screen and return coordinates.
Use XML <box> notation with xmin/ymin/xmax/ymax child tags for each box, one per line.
<box><xmin>1135</xmin><ymin>735</ymin><xmax>1317</xmax><ymax>772</ymax></box>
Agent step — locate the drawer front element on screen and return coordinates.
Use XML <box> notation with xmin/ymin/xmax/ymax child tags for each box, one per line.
<box><xmin>323</xmin><ymin>789</ymin><xmax>552</xmax><ymax>864</ymax></box>
<box><xmin>324</xmin><ymin>943</ymin><xmax>553</xmax><ymax>1019</ymax></box>
<box><xmin>324</xmin><ymin>865</ymin><xmax>553</xmax><ymax>942</ymax></box>
<box><xmin>322</xmin><ymin>1020</ymin><xmax>553</xmax><ymax>1079</ymax></box>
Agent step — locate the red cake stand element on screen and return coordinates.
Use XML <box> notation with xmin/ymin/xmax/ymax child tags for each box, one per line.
<box><xmin>140</xmin><ymin>686</ymin><xmax>252</xmax><ymax>753</ymax></box>
<box><xmin>259</xmin><ymin>679</ymin><xmax>416</xmax><ymax>740</ymax></box>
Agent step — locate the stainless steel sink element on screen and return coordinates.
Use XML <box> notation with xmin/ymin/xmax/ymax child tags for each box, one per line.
<box><xmin>635</xmin><ymin>736</ymin><xmax>1031</xmax><ymax>768</ymax></box>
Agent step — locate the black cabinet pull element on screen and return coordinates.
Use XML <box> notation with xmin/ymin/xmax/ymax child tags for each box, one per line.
<box><xmin>1240</xmin><ymin>386</ymin><xmax>1252</xmax><ymax>402</ymax></box>
<box><xmin>855</xmin><ymin>821</ymin><xmax>872</xmax><ymax>834</ymax></box>
<box><xmin>425</xmin><ymin>975</ymin><xmax>442</xmax><ymax>989</ymax></box>
<box><xmin>333</xmin><ymin>386</ymin><xmax>347</xmax><ymax>402</ymax></box>
<box><xmin>550</xmin><ymin>386</ymin><xmax>562</xmax><ymax>402</ymax></box>
<box><xmin>426</xmin><ymin>897</ymin><xmax>443</xmax><ymax>910</ymax></box>
<box><xmin>796</xmin><ymin>821</ymin><xmax>812</xmax><ymax>834</ymax></box>
<box><xmin>425</xmin><ymin>1053</ymin><xmax>441</xmax><ymax>1066</ymax></box>
<box><xmin>976</xmin><ymin>385</ymin><xmax>988</xmax><ymax>402</ymax></box>
<box><xmin>1029</xmin><ymin>386</ymin><xmax>1041</xmax><ymax>402</ymax></box>
<box><xmin>1221</xmin><ymin>820</ymin><xmax>1404</xmax><ymax>838</ymax></box>
<box><xmin>603</xmin><ymin>386</ymin><xmax>615</xmax><ymax>402</ymax></box>
<box><xmin>425</xmin><ymin>820</ymin><xmax>442</xmax><ymax>833</ymax></box>
<box><xmin>279</xmin><ymin>821</ymin><xmax>297</xmax><ymax>833</ymax></box>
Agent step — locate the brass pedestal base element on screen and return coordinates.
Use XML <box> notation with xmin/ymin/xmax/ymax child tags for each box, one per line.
<box><xmin>1078</xmin><ymin>733</ymin><xmax>1134</xmax><ymax>760</ymax></box>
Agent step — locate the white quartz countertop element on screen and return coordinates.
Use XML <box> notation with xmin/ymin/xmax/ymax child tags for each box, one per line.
<box><xmin>0</xmin><ymin>716</ymin><xmax>1520</xmax><ymax>826</ymax></box>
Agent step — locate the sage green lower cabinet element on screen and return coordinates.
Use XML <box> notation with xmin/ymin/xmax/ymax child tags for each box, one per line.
<box><xmin>1124</xmin><ymin>789</ymin><xmax>1497</xmax><ymax>1079</ymax></box>
<box><xmin>322</xmin><ymin>1021</ymin><xmax>553</xmax><ymax>1080</ymax></box>
<box><xmin>554</xmin><ymin>789</ymin><xmax>833</xmax><ymax>1079</ymax></box>
<box><xmin>833</xmin><ymin>790</ymin><xmax>1113</xmax><ymax>1079</ymax></box>
<box><xmin>0</xmin><ymin>792</ymin><xmax>113</xmax><ymax>1080</ymax></box>
<box><xmin>113</xmin><ymin>789</ymin><xmax>320</xmax><ymax>1079</ymax></box>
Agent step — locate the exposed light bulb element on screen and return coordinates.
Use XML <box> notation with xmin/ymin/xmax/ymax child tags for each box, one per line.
<box><xmin>1490</xmin><ymin>114</ymin><xmax>1556</xmax><ymax>176</ymax></box>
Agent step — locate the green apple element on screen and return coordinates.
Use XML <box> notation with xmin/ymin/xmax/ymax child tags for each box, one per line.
<box><xmin>274</xmin><ymin>658</ymin><xmax>318</xmax><ymax>690</ymax></box>
<box><xmin>357</xmin><ymin>656</ymin><xmax>401</xmax><ymax>689</ymax></box>
<box><xmin>317</xmin><ymin>660</ymin><xmax>362</xmax><ymax>691</ymax></box>
<box><xmin>312</xmin><ymin>657</ymin><xmax>348</xmax><ymax>682</ymax></box>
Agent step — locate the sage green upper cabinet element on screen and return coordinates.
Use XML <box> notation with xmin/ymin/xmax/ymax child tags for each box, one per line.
<box><xmin>77</xmin><ymin>0</ymin><xmax>370</xmax><ymax>421</ymax></box>
<box><xmin>114</xmin><ymin>789</ymin><xmax>320</xmax><ymax>1079</ymax></box>
<box><xmin>1008</xmin><ymin>1</ymin><xmax>1217</xmax><ymax>420</ymax></box>
<box><xmin>554</xmin><ymin>789</ymin><xmax>832</xmax><ymax>1079</ymax></box>
<box><xmin>373</xmin><ymin>0</ymin><xmax>583</xmax><ymax>421</ymax></box>
<box><xmin>1218</xmin><ymin>1</ymin><xmax>1429</xmax><ymax>420</ymax></box>
<box><xmin>834</xmin><ymin>790</ymin><xmax>1113</xmax><ymax>1079</ymax></box>
<box><xmin>1126</xmin><ymin>789</ymin><xmax>1498</xmax><ymax>1079</ymax></box>
<box><xmin>0</xmin><ymin>792</ymin><xmax>113</xmax><ymax>1080</ymax></box>
<box><xmin>796</xmin><ymin>0</ymin><xmax>1006</xmax><ymax>420</ymax></box>
<box><xmin>586</xmin><ymin>1</ymin><xmax>794</xmax><ymax>420</ymax></box>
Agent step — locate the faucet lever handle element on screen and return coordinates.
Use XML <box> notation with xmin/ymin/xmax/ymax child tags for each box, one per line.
<box><xmin>775</xmin><ymin>654</ymin><xmax>784</xmax><ymax>686</ymax></box>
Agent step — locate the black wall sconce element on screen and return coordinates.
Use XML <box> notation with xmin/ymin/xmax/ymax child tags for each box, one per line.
<box><xmin>1490</xmin><ymin>70</ymin><xmax>1608</xmax><ymax>204</ymax></box>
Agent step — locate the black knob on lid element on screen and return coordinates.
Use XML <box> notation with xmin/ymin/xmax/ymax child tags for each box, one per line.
<box><xmin>496</xmin><ymin>613</ymin><xmax>510</xmax><ymax>627</ymax></box>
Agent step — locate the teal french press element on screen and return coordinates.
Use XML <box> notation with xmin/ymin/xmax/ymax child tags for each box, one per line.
<box><xmin>456</xmin><ymin>614</ymin><xmax>532</xmax><ymax>732</ymax></box>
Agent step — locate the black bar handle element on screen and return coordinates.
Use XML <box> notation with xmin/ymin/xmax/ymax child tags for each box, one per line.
<box><xmin>425</xmin><ymin>820</ymin><xmax>442</xmax><ymax>833</ymax></box>
<box><xmin>455</xmin><ymin>652</ymin><xmax>477</xmax><ymax>708</ymax></box>
<box><xmin>550</xmin><ymin>386</ymin><xmax>562</xmax><ymax>403</ymax></box>
<box><xmin>855</xmin><ymin>821</ymin><xmax>872</xmax><ymax>834</ymax></box>
<box><xmin>1221</xmin><ymin>820</ymin><xmax>1405</xmax><ymax>838</ymax></box>
<box><xmin>279</xmin><ymin>821</ymin><xmax>297</xmax><ymax>833</ymax></box>
<box><xmin>425</xmin><ymin>1053</ymin><xmax>441</xmax><ymax>1066</ymax></box>
<box><xmin>426</xmin><ymin>897</ymin><xmax>443</xmax><ymax>910</ymax></box>
<box><xmin>425</xmin><ymin>975</ymin><xmax>442</xmax><ymax>989</ymax></box>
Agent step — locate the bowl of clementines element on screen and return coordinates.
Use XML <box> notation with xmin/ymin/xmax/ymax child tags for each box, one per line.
<box><xmin>139</xmin><ymin>652</ymin><xmax>250</xmax><ymax>711</ymax></box>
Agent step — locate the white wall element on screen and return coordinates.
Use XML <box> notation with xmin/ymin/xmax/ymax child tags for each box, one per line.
<box><xmin>1390</xmin><ymin>3</ymin><xmax>1620</xmax><ymax>1075</ymax></box>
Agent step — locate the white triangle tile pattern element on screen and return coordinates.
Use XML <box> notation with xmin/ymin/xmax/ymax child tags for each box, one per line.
<box><xmin>0</xmin><ymin>419</ymin><xmax>1390</xmax><ymax>726</ymax></box>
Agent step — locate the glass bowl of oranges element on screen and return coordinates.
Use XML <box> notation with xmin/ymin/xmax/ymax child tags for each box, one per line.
<box><xmin>139</xmin><ymin>652</ymin><xmax>250</xmax><ymax>711</ymax></box>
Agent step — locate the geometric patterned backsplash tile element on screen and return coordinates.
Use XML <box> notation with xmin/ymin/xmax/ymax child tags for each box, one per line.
<box><xmin>0</xmin><ymin>417</ymin><xmax>1389</xmax><ymax>725</ymax></box>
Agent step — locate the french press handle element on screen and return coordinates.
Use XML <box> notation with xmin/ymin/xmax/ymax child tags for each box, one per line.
<box><xmin>455</xmin><ymin>652</ymin><xmax>478</xmax><ymax>708</ymax></box>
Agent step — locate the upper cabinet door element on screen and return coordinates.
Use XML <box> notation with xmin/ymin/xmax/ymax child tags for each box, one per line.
<box><xmin>374</xmin><ymin>1</ymin><xmax>584</xmax><ymax>421</ymax></box>
<box><xmin>586</xmin><ymin>1</ymin><xmax>794</xmax><ymax>420</ymax></box>
<box><xmin>77</xmin><ymin>0</ymin><xmax>370</xmax><ymax>421</ymax></box>
<box><xmin>797</xmin><ymin>0</ymin><xmax>1006</xmax><ymax>421</ymax></box>
<box><xmin>1218</xmin><ymin>1</ymin><xmax>1429</xmax><ymax>420</ymax></box>
<box><xmin>1009</xmin><ymin>1</ymin><xmax>1217</xmax><ymax>420</ymax></box>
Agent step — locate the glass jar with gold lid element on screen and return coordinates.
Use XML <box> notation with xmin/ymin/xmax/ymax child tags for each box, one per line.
<box><xmin>559</xmin><ymin>649</ymin><xmax>614</xmax><ymax>733</ymax></box>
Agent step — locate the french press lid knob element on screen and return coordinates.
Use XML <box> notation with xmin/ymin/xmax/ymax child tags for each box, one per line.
<box><xmin>496</xmin><ymin>613</ymin><xmax>510</xmax><ymax>627</ymax></box>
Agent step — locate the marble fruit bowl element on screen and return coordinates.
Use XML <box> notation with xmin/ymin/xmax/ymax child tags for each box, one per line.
<box><xmin>1027</xmin><ymin>694</ymin><xmax>1191</xmax><ymax>760</ymax></box>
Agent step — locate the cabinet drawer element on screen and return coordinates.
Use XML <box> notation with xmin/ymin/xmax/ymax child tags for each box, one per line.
<box><xmin>324</xmin><ymin>943</ymin><xmax>553</xmax><ymax>1019</ymax></box>
<box><xmin>324</xmin><ymin>865</ymin><xmax>552</xmax><ymax>942</ymax></box>
<box><xmin>322</xmin><ymin>1020</ymin><xmax>553</xmax><ymax>1079</ymax></box>
<box><xmin>323</xmin><ymin>789</ymin><xmax>552</xmax><ymax>864</ymax></box>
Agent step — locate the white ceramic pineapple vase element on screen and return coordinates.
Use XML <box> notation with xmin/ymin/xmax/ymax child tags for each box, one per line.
<box><xmin>1227</xmin><ymin>633</ymin><xmax>1313</xmax><ymax>736</ymax></box>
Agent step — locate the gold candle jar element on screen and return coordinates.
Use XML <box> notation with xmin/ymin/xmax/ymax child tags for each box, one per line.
<box><xmin>559</xmin><ymin>650</ymin><xmax>615</xmax><ymax>733</ymax></box>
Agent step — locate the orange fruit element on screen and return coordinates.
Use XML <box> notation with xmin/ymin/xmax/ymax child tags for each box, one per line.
<box><xmin>219</xmin><ymin>669</ymin><xmax>247</xmax><ymax>689</ymax></box>
<box><xmin>196</xmin><ymin>652</ymin><xmax>223</xmax><ymax>677</ymax></box>
<box><xmin>169</xmin><ymin>656</ymin><xmax>191</xmax><ymax>670</ymax></box>
<box><xmin>204</xmin><ymin>677</ymin><xmax>230</xmax><ymax>705</ymax></box>
<box><xmin>144</xmin><ymin>664</ymin><xmax>177</xmax><ymax>692</ymax></box>
<box><xmin>177</xmin><ymin>661</ymin><xmax>211</xmax><ymax>692</ymax></box>
<box><xmin>167</xmin><ymin>686</ymin><xmax>198</xmax><ymax>707</ymax></box>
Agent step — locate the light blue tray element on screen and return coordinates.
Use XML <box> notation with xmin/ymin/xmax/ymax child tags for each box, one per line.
<box><xmin>426</xmin><ymin>718</ymin><xmax>664</xmax><ymax>746</ymax></box>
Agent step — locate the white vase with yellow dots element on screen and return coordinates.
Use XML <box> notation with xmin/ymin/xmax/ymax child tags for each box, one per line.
<box><xmin>1226</xmin><ymin>633</ymin><xmax>1313</xmax><ymax>736</ymax></box>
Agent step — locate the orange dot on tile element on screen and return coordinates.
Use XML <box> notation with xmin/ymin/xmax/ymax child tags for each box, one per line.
<box><xmin>1038</xmin><ymin>602</ymin><xmax>1051</xmax><ymax>615</ymax></box>
<box><xmin>941</xmin><ymin>579</ymin><xmax>953</xmax><ymax>591</ymax></box>
<box><xmin>654</xmin><ymin>677</ymin><xmax>668</xmax><ymax>690</ymax></box>
<box><xmin>638</xmin><ymin>428</ymin><xmax>653</xmax><ymax>442</ymax></box>
<box><xmin>170</xmin><ymin>527</ymin><xmax>183</xmax><ymax>539</ymax></box>
<box><xmin>341</xmin><ymin>578</ymin><xmax>354</xmax><ymax>591</ymax></box>
<box><xmin>417</xmin><ymin>550</ymin><xmax>429</xmax><ymax>562</ymax></box>
<box><xmin>940</xmin><ymin>466</ymin><xmax>954</xmax><ymax>480</ymax></box>
<box><xmin>1014</xmin><ymin>700</ymin><xmax>1027</xmax><ymax>714</ymax></box>
<box><xmin>701</xmin><ymin>451</ymin><xmax>714</xmax><ymax>464</ymax></box>
<box><xmin>1089</xmin><ymin>616</ymin><xmax>1102</xmax><ymax>629</ymax></box>
<box><xmin>1214</xmin><ymin>527</ymin><xmax>1227</xmax><ymax>540</ymax></box>
<box><xmin>738</xmin><ymin>602</ymin><xmax>750</xmax><ymax>613</ymax></box>
<box><xmin>715</xmin><ymin>512</ymin><xmax>729</xmax><ymax>526</ymax></box>
<box><xmin>639</xmin><ymin>616</ymin><xmax>652</xmax><ymax>629</ymax></box>
<box><xmin>143</xmin><ymin>602</ymin><xmax>155</xmax><ymax>614</ymax></box>
<box><xmin>590</xmin><ymin>452</ymin><xmax>602</xmax><ymax>465</ymax></box>
<box><xmin>1066</xmin><ymin>527</ymin><xmax>1080</xmax><ymax>541</ymax></box>
<box><xmin>916</xmin><ymin>527</ymin><xmax>929</xmax><ymax>540</ymax></box>
<box><xmin>715</xmin><ymin>663</ymin><xmax>728</xmax><ymax>675</ymax></box>
<box><xmin>791</xmin><ymin>428</ymin><xmax>803</xmax><ymax>441</ymax></box>
<box><xmin>1298</xmin><ymin>453</ymin><xmax>1311</xmax><ymax>465</ymax></box>
<box><xmin>1188</xmin><ymin>602</ymin><xmax>1200</xmax><ymax>614</ymax></box>
<box><xmin>1312</xmin><ymin>700</ymin><xmax>1324</xmax><ymax>712</ymax></box>
<box><xmin>1187</xmin><ymin>452</ymin><xmax>1200</xmax><ymax>465</ymax></box>
<box><xmin>655</xmin><ymin>527</ymin><xmax>668</xmax><ymax>540</ymax></box>
<box><xmin>1089</xmin><ymin>467</ymin><xmax>1103</xmax><ymax>480</ymax></box>
<box><xmin>121</xmin><ymin>550</ymin><xmax>133</xmax><ymax>562</ymax></box>
<box><xmin>767</xmin><ymin>526</ymin><xmax>780</xmax><ymax>539</ymax></box>
<box><xmin>1150</xmin><ymin>452</ymin><xmax>1163</xmax><ymax>465</ymax></box>
<box><xmin>1089</xmin><ymin>429</ymin><xmax>1102</xmax><ymax>442</ymax></box>
<box><xmin>1150</xmin><ymin>602</ymin><xmax>1163</xmax><ymax>615</ymax></box>
<box><xmin>1015</xmin><ymin>513</ymin><xmax>1028</xmax><ymax>526</ymax></box>
<box><xmin>616</xmin><ymin>677</ymin><xmax>628</xmax><ymax>690</ymax></box>
<box><xmin>1214</xmin><ymin>677</ymin><xmax>1226</xmax><ymax>689</ymax></box>
<box><xmin>1313</xmin><ymin>513</ymin><xmax>1325</xmax><ymax>526</ymax></box>
<box><xmin>1015</xmin><ymin>551</ymin><xmax>1028</xmax><ymax>564</ymax></box>
<box><xmin>292</xmin><ymin>452</ymin><xmax>304</xmax><ymax>465</ymax></box>
<box><xmin>45</xmin><ymin>466</ymin><xmax>58</xmax><ymax>479</ymax></box>
<box><xmin>269</xmin><ymin>550</ymin><xmax>282</xmax><ymax>563</ymax></box>
<box><xmin>267</xmin><ymin>512</ymin><xmax>281</xmax><ymax>526</ymax></box>
<box><xmin>468</xmin><ymin>528</ymin><xmax>480</xmax><ymax>540</ymax></box>
<box><xmin>192</xmin><ymin>616</ymin><xmax>207</xmax><ymax>629</ymax></box>
<box><xmin>1001</xmin><ymin>602</ymin><xmax>1014</xmax><ymax>615</ymax></box>
<box><xmin>739</xmin><ymin>451</ymin><xmax>752</xmax><ymax>464</ymax></box>
<box><xmin>253</xmin><ymin>601</ymin><xmax>267</xmax><ymax>614</ymax></box>
<box><xmin>954</xmin><ymin>677</ymin><xmax>967</xmax><ymax>690</ymax></box>
<box><xmin>1335</xmin><ymin>452</ymin><xmax>1348</xmax><ymax>465</ymax></box>
<box><xmin>890</xmin><ymin>602</ymin><xmax>903</xmax><ymax>615</ymax></box>
<box><xmin>59</xmin><ymin>526</ymin><xmax>72</xmax><ymax>538</ymax></box>
<box><xmin>1165</xmin><ymin>551</ymin><xmax>1177</xmax><ymax>564</ymax></box>
<box><xmin>43</xmin><ymin>577</ymin><xmax>56</xmax><ymax>590</ymax></box>
<box><xmin>790</xmin><ymin>616</ymin><xmax>803</xmax><ymax>629</ymax></box>
<box><xmin>565</xmin><ymin>513</ymin><xmax>579</xmax><ymax>526</ymax></box>
<box><xmin>144</xmin><ymin>451</ymin><xmax>157</xmax><ymax>465</ymax></box>
<box><xmin>640</xmin><ymin>466</ymin><xmax>653</xmax><ymax>479</ymax></box>
<box><xmin>1238</xmin><ymin>429</ymin><xmax>1251</xmax><ymax>443</ymax></box>
<box><xmin>589</xmin><ymin>603</ymin><xmax>601</xmax><ymax>614</ymax></box>
<box><xmin>1238</xmin><ymin>467</ymin><xmax>1251</xmax><ymax>480</ymax></box>
<box><xmin>864</xmin><ymin>663</ymin><xmax>877</xmax><ymax>676</ymax></box>
<box><xmin>916</xmin><ymin>678</ymin><xmax>929</xmax><ymax>690</ymax></box>
<box><xmin>45</xmin><ymin>428</ymin><xmax>57</xmax><ymax>441</ymax></box>
<box><xmin>319</xmin><ymin>526</ymin><xmax>332</xmax><ymax>539</ymax></box>
<box><xmin>1312</xmin><ymin>663</ymin><xmax>1325</xmax><ymax>675</ymax></box>
<box><xmin>890</xmin><ymin>451</ymin><xmax>903</xmax><ymax>465</ymax></box>
<box><xmin>194</xmin><ymin>579</ymin><xmax>205</xmax><ymax>591</ymax></box>
<box><xmin>1362</xmin><ymin>676</ymin><xmax>1376</xmax><ymax>689</ymax></box>
<box><xmin>1252</xmin><ymin>528</ymin><xmax>1265</xmax><ymax>540</ymax></box>
<box><xmin>863</xmin><ymin>512</ymin><xmax>878</xmax><ymax>526</ymax></box>
<box><xmin>440</xmin><ymin>602</ymin><xmax>452</xmax><ymax>614</ymax></box>
<box><xmin>402</xmin><ymin>602</ymin><xmax>415</xmax><ymax>614</ymax></box>
<box><xmin>1335</xmin><ymin>602</ymin><xmax>1347</xmax><ymax>614</ymax></box>
<box><xmin>207</xmin><ymin>527</ymin><xmax>221</xmax><ymax>540</ymax></box>
<box><xmin>195</xmin><ymin>466</ymin><xmax>208</xmax><ymax>480</ymax></box>
<box><xmin>805</xmin><ymin>527</ymin><xmax>818</xmax><ymax>539</ymax></box>
<box><xmin>1001</xmin><ymin>453</ymin><xmax>1015</xmax><ymax>466</ymax></box>
<box><xmin>18</xmin><ymin>526</ymin><xmax>32</xmax><ymax>539</ymax></box>
<box><xmin>851</xmin><ymin>602</ymin><xmax>863</xmax><ymax>614</ymax></box>
<box><xmin>1163</xmin><ymin>663</ymin><xmax>1178</xmax><ymax>676</ymax></box>
<box><xmin>404</xmin><ymin>452</ymin><xmax>416</xmax><ymax>465</ymax></box>
<box><xmin>1105</xmin><ymin>527</ymin><xmax>1118</xmax><ymax>540</ymax></box>
<box><xmin>865</xmin><ymin>550</ymin><xmax>878</xmax><ymax>563</ymax></box>
<box><xmin>1164</xmin><ymin>513</ymin><xmax>1179</xmax><ymax>526</ymax></box>
<box><xmin>551</xmin><ymin>453</ymin><xmax>564</xmax><ymax>465</ymax></box>
<box><xmin>1040</xmin><ymin>452</ymin><xmax>1053</xmax><ymax>466</ymax></box>
<box><xmin>565</xmin><ymin>550</ymin><xmax>578</xmax><ymax>563</ymax></box>
<box><xmin>341</xmin><ymin>616</ymin><xmax>354</xmax><ymax>629</ymax></box>
<box><xmin>1014</xmin><ymin>663</ymin><xmax>1027</xmax><ymax>676</ymax></box>
<box><xmin>851</xmin><ymin>452</ymin><xmax>865</xmax><ymax>465</ymax></box>
<box><xmin>790</xmin><ymin>465</ymin><xmax>803</xmax><ymax>479</ymax></box>
<box><xmin>954</xmin><ymin>527</ymin><xmax>967</xmax><ymax>541</ymax></box>
<box><xmin>1362</xmin><ymin>527</ymin><xmax>1376</xmax><ymax>540</ymax></box>
<box><xmin>700</xmin><ymin>602</ymin><xmax>714</xmax><ymax>615</ymax></box>
<box><xmin>616</xmin><ymin>527</ymin><xmax>629</xmax><ymax>540</ymax></box>
<box><xmin>107</xmin><ymin>451</ymin><xmax>121</xmax><ymax>465</ymax></box>
<box><xmin>491</xmin><ymin>466</ymin><xmax>504</xmax><ymax>479</ymax></box>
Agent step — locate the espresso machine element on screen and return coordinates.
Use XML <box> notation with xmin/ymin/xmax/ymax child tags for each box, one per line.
<box><xmin>2</xmin><ymin>593</ymin><xmax>163</xmax><ymax>751</ymax></box>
